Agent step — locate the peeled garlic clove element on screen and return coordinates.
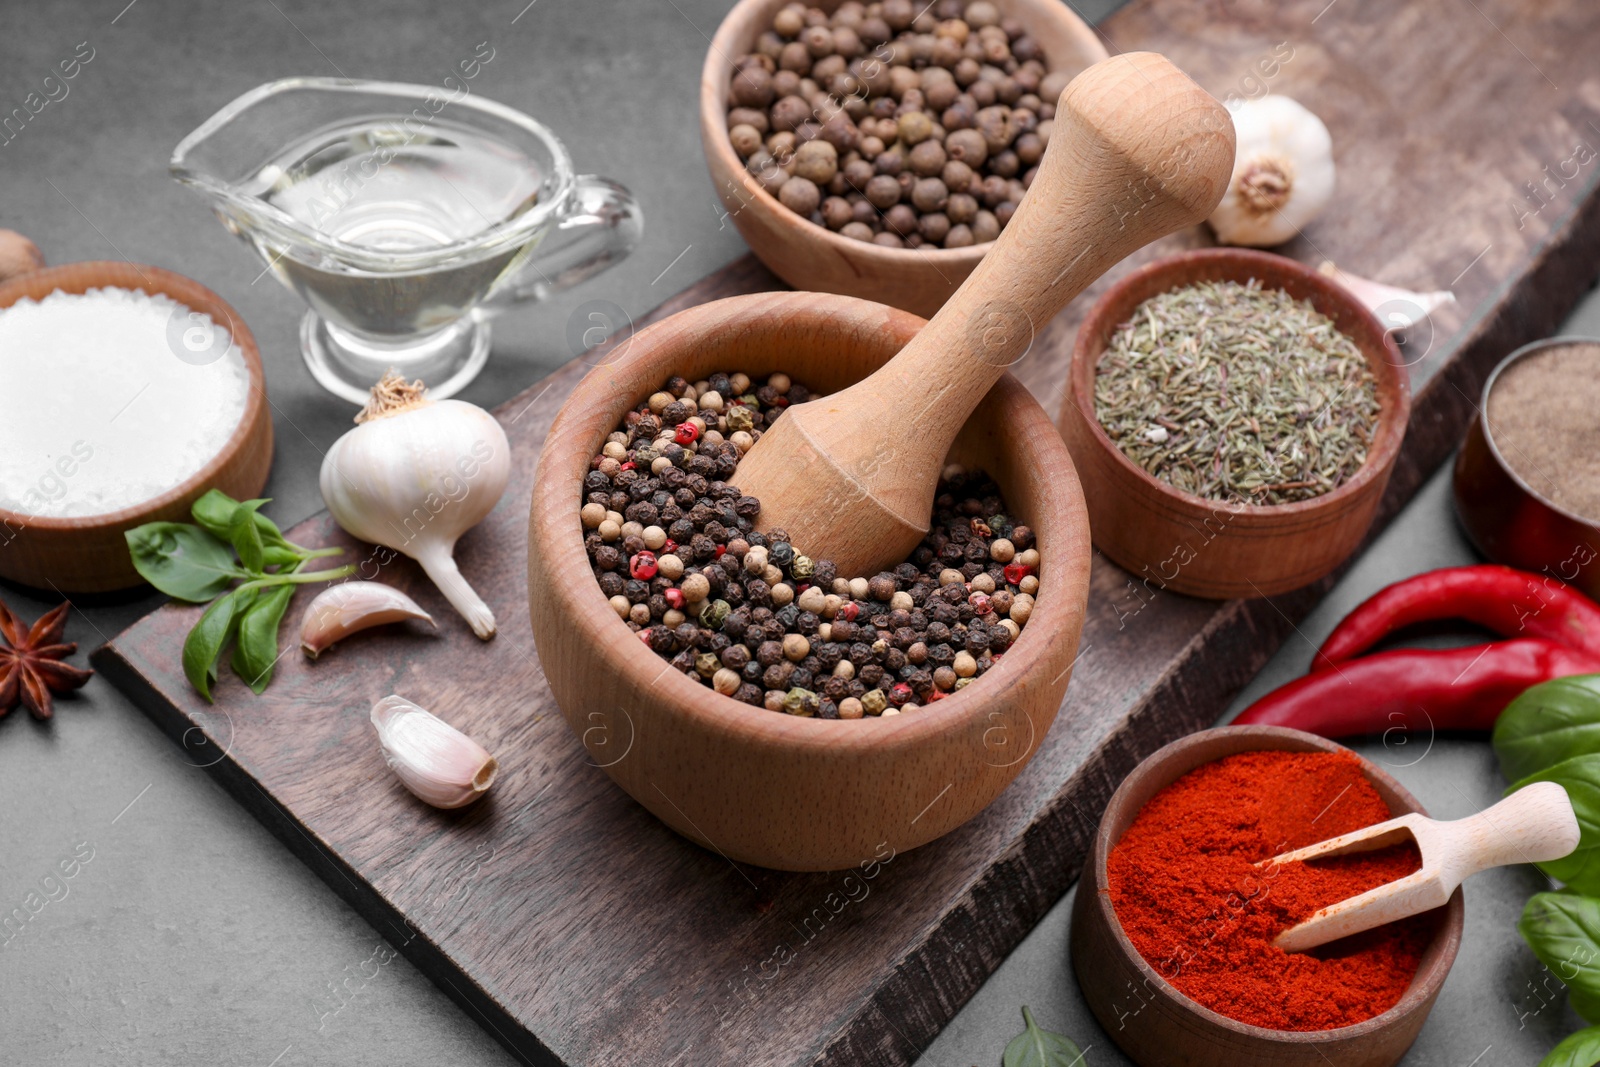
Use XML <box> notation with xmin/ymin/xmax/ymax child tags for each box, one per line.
<box><xmin>1317</xmin><ymin>261</ymin><xmax>1456</xmax><ymax>329</ymax></box>
<box><xmin>1209</xmin><ymin>96</ymin><xmax>1335</xmax><ymax>247</ymax></box>
<box><xmin>370</xmin><ymin>695</ymin><xmax>497</xmax><ymax>809</ymax></box>
<box><xmin>300</xmin><ymin>581</ymin><xmax>435</xmax><ymax>659</ymax></box>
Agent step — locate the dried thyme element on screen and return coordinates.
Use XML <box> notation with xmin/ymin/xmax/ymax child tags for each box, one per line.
<box><xmin>1094</xmin><ymin>279</ymin><xmax>1379</xmax><ymax>505</ymax></box>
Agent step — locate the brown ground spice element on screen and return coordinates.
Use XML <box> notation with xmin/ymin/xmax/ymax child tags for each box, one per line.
<box><xmin>1487</xmin><ymin>342</ymin><xmax>1600</xmax><ymax>520</ymax></box>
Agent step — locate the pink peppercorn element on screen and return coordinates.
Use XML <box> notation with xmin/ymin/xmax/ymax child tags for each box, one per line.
<box><xmin>839</xmin><ymin>602</ymin><xmax>860</xmax><ymax>621</ymax></box>
<box><xmin>674</xmin><ymin>423</ymin><xmax>700</xmax><ymax>445</ymax></box>
<box><xmin>662</xmin><ymin>539</ymin><xmax>678</xmax><ymax>555</ymax></box>
<box><xmin>665</xmin><ymin>588</ymin><xmax>685</xmax><ymax>609</ymax></box>
<box><xmin>631</xmin><ymin>551</ymin><xmax>659</xmax><ymax>580</ymax></box>
<box><xmin>1004</xmin><ymin>562</ymin><xmax>1032</xmax><ymax>585</ymax></box>
<box><xmin>620</xmin><ymin>461</ymin><xmax>637</xmax><ymax>472</ymax></box>
<box><xmin>969</xmin><ymin>592</ymin><xmax>991</xmax><ymax>614</ymax></box>
<box><xmin>890</xmin><ymin>683</ymin><xmax>913</xmax><ymax>706</ymax></box>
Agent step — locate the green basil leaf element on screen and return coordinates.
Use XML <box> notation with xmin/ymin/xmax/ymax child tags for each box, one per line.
<box><xmin>228</xmin><ymin>500</ymin><xmax>267</xmax><ymax>574</ymax></box>
<box><xmin>1541</xmin><ymin>1025</ymin><xmax>1600</xmax><ymax>1067</ymax></box>
<box><xmin>194</xmin><ymin>489</ymin><xmax>297</xmax><ymax>556</ymax></box>
<box><xmin>260</xmin><ymin>545</ymin><xmax>304</xmax><ymax>569</ymax></box>
<box><xmin>230</xmin><ymin>582</ymin><xmax>295</xmax><ymax>694</ymax></box>
<box><xmin>1520</xmin><ymin>892</ymin><xmax>1600</xmax><ymax>1000</ymax></box>
<box><xmin>191</xmin><ymin>489</ymin><xmax>245</xmax><ymax>537</ymax></box>
<box><xmin>126</xmin><ymin>522</ymin><xmax>248</xmax><ymax>602</ymax></box>
<box><xmin>182</xmin><ymin>589</ymin><xmax>252</xmax><ymax>702</ymax></box>
<box><xmin>1495</xmin><ymin>676</ymin><xmax>1600</xmax><ymax>783</ymax></box>
<box><xmin>1003</xmin><ymin>1007</ymin><xmax>1083</xmax><ymax>1067</ymax></box>
<box><xmin>1573</xmin><ymin>986</ymin><xmax>1600</xmax><ymax>1026</ymax></box>
<box><xmin>1511</xmin><ymin>760</ymin><xmax>1600</xmax><ymax>892</ymax></box>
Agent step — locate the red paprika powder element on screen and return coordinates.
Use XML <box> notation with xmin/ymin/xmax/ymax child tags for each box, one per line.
<box><xmin>1107</xmin><ymin>750</ymin><xmax>1434</xmax><ymax>1031</ymax></box>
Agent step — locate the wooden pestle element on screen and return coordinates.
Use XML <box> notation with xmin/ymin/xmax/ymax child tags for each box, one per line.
<box><xmin>733</xmin><ymin>52</ymin><xmax>1236</xmax><ymax>578</ymax></box>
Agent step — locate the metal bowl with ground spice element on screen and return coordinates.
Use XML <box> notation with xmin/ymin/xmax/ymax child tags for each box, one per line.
<box><xmin>1454</xmin><ymin>338</ymin><xmax>1600</xmax><ymax>599</ymax></box>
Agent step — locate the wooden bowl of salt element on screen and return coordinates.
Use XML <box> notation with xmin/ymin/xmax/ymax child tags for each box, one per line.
<box><xmin>1454</xmin><ymin>337</ymin><xmax>1600</xmax><ymax>599</ymax></box>
<box><xmin>0</xmin><ymin>262</ymin><xmax>272</xmax><ymax>594</ymax></box>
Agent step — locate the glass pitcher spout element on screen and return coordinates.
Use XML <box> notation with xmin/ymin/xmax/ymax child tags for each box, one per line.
<box><xmin>171</xmin><ymin>77</ymin><xmax>641</xmax><ymax>402</ymax></box>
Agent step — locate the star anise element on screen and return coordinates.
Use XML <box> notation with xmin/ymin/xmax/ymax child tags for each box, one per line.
<box><xmin>0</xmin><ymin>600</ymin><xmax>92</xmax><ymax>721</ymax></box>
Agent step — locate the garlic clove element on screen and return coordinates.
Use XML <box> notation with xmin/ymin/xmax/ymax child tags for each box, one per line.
<box><xmin>1317</xmin><ymin>261</ymin><xmax>1456</xmax><ymax>329</ymax></box>
<box><xmin>1209</xmin><ymin>96</ymin><xmax>1335</xmax><ymax>248</ymax></box>
<box><xmin>300</xmin><ymin>581</ymin><xmax>435</xmax><ymax>659</ymax></box>
<box><xmin>370</xmin><ymin>695</ymin><xmax>497</xmax><ymax>809</ymax></box>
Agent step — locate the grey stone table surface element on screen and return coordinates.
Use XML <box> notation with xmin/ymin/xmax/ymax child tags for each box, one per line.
<box><xmin>1</xmin><ymin>0</ymin><xmax>1597</xmax><ymax>1064</ymax></box>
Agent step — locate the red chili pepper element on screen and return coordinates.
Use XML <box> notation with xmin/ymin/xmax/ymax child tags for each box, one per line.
<box><xmin>1004</xmin><ymin>562</ymin><xmax>1032</xmax><ymax>586</ymax></box>
<box><xmin>1233</xmin><ymin>638</ymin><xmax>1600</xmax><ymax>737</ymax></box>
<box><xmin>630</xmin><ymin>551</ymin><xmax>658</xmax><ymax>580</ymax></box>
<box><xmin>674</xmin><ymin>423</ymin><xmax>700</xmax><ymax>445</ymax></box>
<box><xmin>1315</xmin><ymin>564</ymin><xmax>1600</xmax><ymax>669</ymax></box>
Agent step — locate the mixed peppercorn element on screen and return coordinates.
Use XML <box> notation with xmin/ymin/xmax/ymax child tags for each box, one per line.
<box><xmin>725</xmin><ymin>0</ymin><xmax>1067</xmax><ymax>249</ymax></box>
<box><xmin>582</xmin><ymin>371</ymin><xmax>1040</xmax><ymax>718</ymax></box>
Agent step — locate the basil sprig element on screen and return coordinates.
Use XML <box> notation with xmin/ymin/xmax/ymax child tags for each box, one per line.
<box><xmin>1539</xmin><ymin>1027</ymin><xmax>1600</xmax><ymax>1067</ymax></box>
<box><xmin>1002</xmin><ymin>1007</ymin><xmax>1083</xmax><ymax>1067</ymax></box>
<box><xmin>1494</xmin><ymin>676</ymin><xmax>1600</xmax><ymax>1065</ymax></box>
<box><xmin>128</xmin><ymin>490</ymin><xmax>353</xmax><ymax>700</ymax></box>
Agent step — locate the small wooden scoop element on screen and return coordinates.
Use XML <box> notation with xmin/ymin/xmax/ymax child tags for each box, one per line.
<box><xmin>1266</xmin><ymin>781</ymin><xmax>1580</xmax><ymax>953</ymax></box>
<box><xmin>733</xmin><ymin>52</ymin><xmax>1236</xmax><ymax>577</ymax></box>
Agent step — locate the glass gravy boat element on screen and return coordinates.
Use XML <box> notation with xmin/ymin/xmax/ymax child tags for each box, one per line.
<box><xmin>172</xmin><ymin>77</ymin><xmax>642</xmax><ymax>402</ymax></box>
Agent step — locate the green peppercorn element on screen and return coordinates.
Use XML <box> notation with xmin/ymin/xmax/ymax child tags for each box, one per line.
<box><xmin>699</xmin><ymin>598</ymin><xmax>731</xmax><ymax>630</ymax></box>
<box><xmin>727</xmin><ymin>406</ymin><xmax>755</xmax><ymax>432</ymax></box>
<box><xmin>861</xmin><ymin>688</ymin><xmax>888</xmax><ymax>715</ymax></box>
<box><xmin>784</xmin><ymin>686</ymin><xmax>817</xmax><ymax>716</ymax></box>
<box><xmin>791</xmin><ymin>554</ymin><xmax>815</xmax><ymax>580</ymax></box>
<box><xmin>696</xmin><ymin>652</ymin><xmax>720</xmax><ymax>678</ymax></box>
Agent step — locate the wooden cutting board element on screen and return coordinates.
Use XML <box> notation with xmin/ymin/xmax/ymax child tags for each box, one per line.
<box><xmin>94</xmin><ymin>1</ymin><xmax>1600</xmax><ymax>1063</ymax></box>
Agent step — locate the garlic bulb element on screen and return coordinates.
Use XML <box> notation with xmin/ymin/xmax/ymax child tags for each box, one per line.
<box><xmin>1317</xmin><ymin>261</ymin><xmax>1455</xmax><ymax>329</ymax></box>
<box><xmin>320</xmin><ymin>372</ymin><xmax>510</xmax><ymax>640</ymax></box>
<box><xmin>1209</xmin><ymin>96</ymin><xmax>1335</xmax><ymax>247</ymax></box>
<box><xmin>300</xmin><ymin>581</ymin><xmax>435</xmax><ymax>659</ymax></box>
<box><xmin>370</xmin><ymin>695</ymin><xmax>497</xmax><ymax>809</ymax></box>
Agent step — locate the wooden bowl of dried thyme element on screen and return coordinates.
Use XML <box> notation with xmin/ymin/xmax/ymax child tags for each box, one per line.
<box><xmin>1059</xmin><ymin>248</ymin><xmax>1409</xmax><ymax>600</ymax></box>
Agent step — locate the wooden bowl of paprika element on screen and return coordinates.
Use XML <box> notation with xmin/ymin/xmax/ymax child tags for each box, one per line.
<box><xmin>1058</xmin><ymin>249</ymin><xmax>1411</xmax><ymax>600</ymax></box>
<box><xmin>1071</xmin><ymin>725</ymin><xmax>1463</xmax><ymax>1067</ymax></box>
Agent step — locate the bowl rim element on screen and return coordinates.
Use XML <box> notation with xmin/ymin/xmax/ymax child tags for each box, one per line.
<box><xmin>1475</xmin><ymin>335</ymin><xmax>1600</xmax><ymax>530</ymax></box>
<box><xmin>1086</xmin><ymin>723</ymin><xmax>1464</xmax><ymax>1043</ymax></box>
<box><xmin>1068</xmin><ymin>247</ymin><xmax>1413</xmax><ymax>518</ymax></box>
<box><xmin>529</xmin><ymin>289</ymin><xmax>1092</xmax><ymax>755</ymax></box>
<box><xmin>700</xmin><ymin>0</ymin><xmax>1109</xmax><ymax>268</ymax></box>
<box><xmin>0</xmin><ymin>261</ymin><xmax>268</xmax><ymax>533</ymax></box>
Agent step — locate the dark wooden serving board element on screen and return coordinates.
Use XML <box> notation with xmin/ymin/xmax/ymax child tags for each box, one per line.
<box><xmin>95</xmin><ymin>1</ymin><xmax>1600</xmax><ymax>1064</ymax></box>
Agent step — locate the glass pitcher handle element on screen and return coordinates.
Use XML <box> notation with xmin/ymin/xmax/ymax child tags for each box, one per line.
<box><xmin>491</xmin><ymin>175</ymin><xmax>642</xmax><ymax>307</ymax></box>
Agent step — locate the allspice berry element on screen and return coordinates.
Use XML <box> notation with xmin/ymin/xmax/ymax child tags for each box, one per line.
<box><xmin>794</xmin><ymin>139</ymin><xmax>839</xmax><ymax>183</ymax></box>
<box><xmin>779</xmin><ymin>176</ymin><xmax>822</xmax><ymax>216</ymax></box>
<box><xmin>865</xmin><ymin>174</ymin><xmax>903</xmax><ymax>209</ymax></box>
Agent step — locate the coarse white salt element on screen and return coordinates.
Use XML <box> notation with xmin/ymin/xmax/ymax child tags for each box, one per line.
<box><xmin>0</xmin><ymin>287</ymin><xmax>251</xmax><ymax>518</ymax></box>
